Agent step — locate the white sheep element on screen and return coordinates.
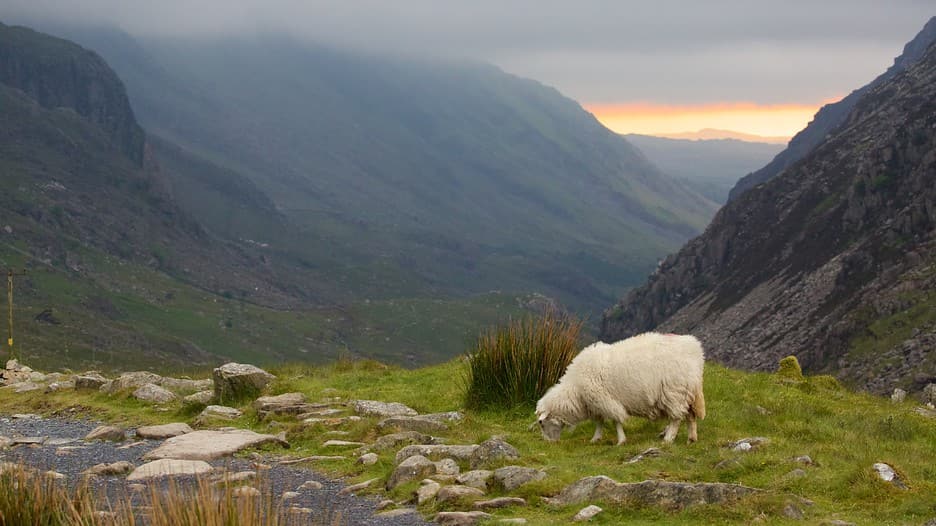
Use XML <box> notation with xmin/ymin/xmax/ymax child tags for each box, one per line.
<box><xmin>534</xmin><ymin>332</ymin><xmax>706</xmax><ymax>445</ymax></box>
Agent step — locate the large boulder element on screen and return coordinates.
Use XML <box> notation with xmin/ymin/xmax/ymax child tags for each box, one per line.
<box><xmin>212</xmin><ymin>363</ymin><xmax>275</xmax><ymax>404</ymax></box>
<box><xmin>74</xmin><ymin>372</ymin><xmax>108</xmax><ymax>390</ymax></box>
<box><xmin>133</xmin><ymin>383</ymin><xmax>177</xmax><ymax>404</ymax></box>
<box><xmin>546</xmin><ymin>476</ymin><xmax>760</xmax><ymax>511</ymax></box>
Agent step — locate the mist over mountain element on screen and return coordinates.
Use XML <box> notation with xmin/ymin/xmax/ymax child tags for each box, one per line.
<box><xmin>22</xmin><ymin>22</ymin><xmax>717</xmax><ymax>314</ymax></box>
<box><xmin>603</xmin><ymin>34</ymin><xmax>936</xmax><ymax>393</ymax></box>
<box><xmin>623</xmin><ymin>134</ymin><xmax>783</xmax><ymax>203</ymax></box>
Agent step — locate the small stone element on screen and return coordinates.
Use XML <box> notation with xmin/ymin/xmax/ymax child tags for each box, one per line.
<box><xmin>183</xmin><ymin>390</ymin><xmax>214</xmax><ymax>406</ymax></box>
<box><xmin>891</xmin><ymin>388</ymin><xmax>907</xmax><ymax>403</ymax></box>
<box><xmin>872</xmin><ymin>462</ymin><xmax>907</xmax><ymax>489</ymax></box>
<box><xmin>793</xmin><ymin>455</ymin><xmax>814</xmax><ymax>466</ymax></box>
<box><xmin>322</xmin><ymin>439</ymin><xmax>365</xmax><ymax>447</ymax></box>
<box><xmin>281</xmin><ymin>491</ymin><xmax>300</xmax><ymax>501</ymax></box>
<box><xmin>12</xmin><ymin>436</ymin><xmax>47</xmax><ymax>445</ymax></box>
<box><xmin>85</xmin><ymin>426</ymin><xmax>126</xmax><ymax>442</ymax></box>
<box><xmin>729</xmin><ymin>437</ymin><xmax>769</xmax><ymax>451</ymax></box>
<box><xmin>417</xmin><ymin>479</ymin><xmax>441</xmax><ymax>504</ymax></box>
<box><xmin>387</xmin><ymin>455</ymin><xmax>436</xmax><ymax>490</ymax></box>
<box><xmin>44</xmin><ymin>471</ymin><xmax>65</xmax><ymax>480</ymax></box>
<box><xmin>435</xmin><ymin>511</ymin><xmax>492</xmax><ymax>526</ymax></box>
<box><xmin>136</xmin><ymin>423</ymin><xmax>193</xmax><ymax>439</ymax></box>
<box><xmin>376</xmin><ymin>499</ymin><xmax>395</xmax><ymax>510</ymax></box>
<box><xmin>783</xmin><ymin>503</ymin><xmax>804</xmax><ymax>520</ymax></box>
<box><xmin>83</xmin><ymin>461</ymin><xmax>134</xmax><ymax>477</ymax></box>
<box><xmin>922</xmin><ymin>383</ymin><xmax>936</xmax><ymax>405</ymax></box>
<box><xmin>573</xmin><ymin>505</ymin><xmax>603</xmax><ymax>521</ymax></box>
<box><xmin>786</xmin><ymin>469</ymin><xmax>807</xmax><ymax>478</ymax></box>
<box><xmin>358</xmin><ymin>452</ymin><xmax>379</xmax><ymax>465</ymax></box>
<box><xmin>298</xmin><ymin>480</ymin><xmax>323</xmax><ymax>491</ymax></box>
<box><xmin>435</xmin><ymin>458</ymin><xmax>460</xmax><ymax>476</ymax></box>
<box><xmin>473</xmin><ymin>497</ymin><xmax>527</xmax><ymax>509</ymax></box>
<box><xmin>469</xmin><ymin>437</ymin><xmax>519</xmax><ymax>469</ymax></box>
<box><xmin>376</xmin><ymin>509</ymin><xmax>418</xmax><ymax>518</ymax></box>
<box><xmin>233</xmin><ymin>486</ymin><xmax>260</xmax><ymax>498</ymax></box>
<box><xmin>626</xmin><ymin>447</ymin><xmax>662</xmax><ymax>464</ymax></box>
<box><xmin>351</xmin><ymin>400</ymin><xmax>418</xmax><ymax>418</ymax></box>
<box><xmin>493</xmin><ymin>466</ymin><xmax>546</xmax><ymax>491</ymax></box>
<box><xmin>456</xmin><ymin>470</ymin><xmax>494</xmax><ymax>490</ymax></box>
<box><xmin>339</xmin><ymin>478</ymin><xmax>378</xmax><ymax>495</ymax></box>
<box><xmin>436</xmin><ymin>485</ymin><xmax>486</xmax><ymax>504</ymax></box>
<box><xmin>197</xmin><ymin>405</ymin><xmax>243</xmax><ymax>421</ymax></box>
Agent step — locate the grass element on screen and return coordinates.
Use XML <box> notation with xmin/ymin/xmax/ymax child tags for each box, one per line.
<box><xmin>463</xmin><ymin>310</ymin><xmax>582</xmax><ymax>409</ymax></box>
<box><xmin>2</xmin><ymin>356</ymin><xmax>935</xmax><ymax>525</ymax></box>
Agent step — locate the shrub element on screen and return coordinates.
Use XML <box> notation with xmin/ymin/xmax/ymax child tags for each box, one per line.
<box><xmin>463</xmin><ymin>310</ymin><xmax>582</xmax><ymax>410</ymax></box>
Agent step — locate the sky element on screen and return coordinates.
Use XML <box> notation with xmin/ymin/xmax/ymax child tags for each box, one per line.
<box><xmin>4</xmin><ymin>1</ymin><xmax>933</xmax><ymax>139</ymax></box>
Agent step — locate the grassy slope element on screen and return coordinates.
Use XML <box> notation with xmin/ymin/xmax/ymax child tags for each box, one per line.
<box><xmin>3</xmin><ymin>359</ymin><xmax>933</xmax><ymax>525</ymax></box>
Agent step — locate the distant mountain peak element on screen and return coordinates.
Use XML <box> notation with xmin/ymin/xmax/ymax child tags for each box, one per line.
<box><xmin>653</xmin><ymin>129</ymin><xmax>789</xmax><ymax>144</ymax></box>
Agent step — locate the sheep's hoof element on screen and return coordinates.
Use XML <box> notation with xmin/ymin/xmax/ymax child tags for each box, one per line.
<box><xmin>688</xmin><ymin>436</ymin><xmax>698</xmax><ymax>444</ymax></box>
<box><xmin>589</xmin><ymin>438</ymin><xmax>602</xmax><ymax>444</ymax></box>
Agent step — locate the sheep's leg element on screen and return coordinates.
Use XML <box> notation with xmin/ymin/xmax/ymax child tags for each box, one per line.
<box><xmin>615</xmin><ymin>421</ymin><xmax>627</xmax><ymax>445</ymax></box>
<box><xmin>661</xmin><ymin>418</ymin><xmax>681</xmax><ymax>443</ymax></box>
<box><xmin>687</xmin><ymin>415</ymin><xmax>698</xmax><ymax>443</ymax></box>
<box><xmin>590</xmin><ymin>420</ymin><xmax>604</xmax><ymax>443</ymax></box>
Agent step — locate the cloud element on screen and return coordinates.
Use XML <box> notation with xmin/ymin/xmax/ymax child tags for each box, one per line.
<box><xmin>3</xmin><ymin>0</ymin><xmax>933</xmax><ymax>105</ymax></box>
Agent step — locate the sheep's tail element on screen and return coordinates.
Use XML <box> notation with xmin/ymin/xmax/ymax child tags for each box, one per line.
<box><xmin>689</xmin><ymin>383</ymin><xmax>706</xmax><ymax>420</ymax></box>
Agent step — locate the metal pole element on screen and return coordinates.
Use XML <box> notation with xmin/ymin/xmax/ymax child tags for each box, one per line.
<box><xmin>7</xmin><ymin>270</ymin><xmax>13</xmax><ymax>361</ymax></box>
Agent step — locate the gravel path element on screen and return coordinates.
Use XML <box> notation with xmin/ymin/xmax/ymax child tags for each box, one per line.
<box><xmin>0</xmin><ymin>414</ymin><xmax>431</xmax><ymax>526</ymax></box>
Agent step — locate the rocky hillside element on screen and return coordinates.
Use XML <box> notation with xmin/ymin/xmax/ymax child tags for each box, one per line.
<box><xmin>601</xmin><ymin>40</ymin><xmax>936</xmax><ymax>394</ymax></box>
<box><xmin>728</xmin><ymin>16</ymin><xmax>936</xmax><ymax>201</ymax></box>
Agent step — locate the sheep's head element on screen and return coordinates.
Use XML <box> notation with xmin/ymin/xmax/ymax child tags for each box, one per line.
<box><xmin>535</xmin><ymin>410</ymin><xmax>565</xmax><ymax>442</ymax></box>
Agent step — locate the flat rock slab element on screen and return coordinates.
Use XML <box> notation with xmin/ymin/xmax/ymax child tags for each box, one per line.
<box><xmin>126</xmin><ymin>459</ymin><xmax>213</xmax><ymax>481</ymax></box>
<box><xmin>352</xmin><ymin>400</ymin><xmax>418</xmax><ymax>418</ymax></box>
<box><xmin>136</xmin><ymin>423</ymin><xmax>194</xmax><ymax>440</ymax></box>
<box><xmin>143</xmin><ymin>429</ymin><xmax>289</xmax><ymax>461</ymax></box>
<box><xmin>396</xmin><ymin>444</ymin><xmax>479</xmax><ymax>464</ymax></box>
<box><xmin>546</xmin><ymin>476</ymin><xmax>760</xmax><ymax>511</ymax></box>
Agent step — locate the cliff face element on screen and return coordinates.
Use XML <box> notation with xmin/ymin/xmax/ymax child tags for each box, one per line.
<box><xmin>602</xmin><ymin>41</ymin><xmax>936</xmax><ymax>394</ymax></box>
<box><xmin>0</xmin><ymin>22</ymin><xmax>145</xmax><ymax>164</ymax></box>
<box><xmin>728</xmin><ymin>16</ymin><xmax>936</xmax><ymax>201</ymax></box>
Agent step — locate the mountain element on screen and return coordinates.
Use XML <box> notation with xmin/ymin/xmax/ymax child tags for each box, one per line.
<box><xmin>601</xmin><ymin>37</ymin><xmax>936</xmax><ymax>394</ymax></box>
<box><xmin>624</xmin><ymin>134</ymin><xmax>783</xmax><ymax>203</ymax></box>
<box><xmin>24</xmin><ymin>24</ymin><xmax>718</xmax><ymax>314</ymax></box>
<box><xmin>656</xmin><ymin>129</ymin><xmax>789</xmax><ymax>144</ymax></box>
<box><xmin>728</xmin><ymin>16</ymin><xmax>936</xmax><ymax>201</ymax></box>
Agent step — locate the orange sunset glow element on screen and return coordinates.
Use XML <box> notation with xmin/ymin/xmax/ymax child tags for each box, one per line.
<box><xmin>585</xmin><ymin>100</ymin><xmax>839</xmax><ymax>141</ymax></box>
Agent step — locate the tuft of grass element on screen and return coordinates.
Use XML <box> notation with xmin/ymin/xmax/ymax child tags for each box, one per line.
<box><xmin>463</xmin><ymin>310</ymin><xmax>582</xmax><ymax>410</ymax></box>
<box><xmin>776</xmin><ymin>355</ymin><xmax>804</xmax><ymax>381</ymax></box>
<box><xmin>0</xmin><ymin>464</ymin><xmax>103</xmax><ymax>526</ymax></box>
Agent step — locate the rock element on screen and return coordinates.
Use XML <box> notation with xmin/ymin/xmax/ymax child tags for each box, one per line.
<box><xmin>74</xmin><ymin>373</ymin><xmax>109</xmax><ymax>390</ymax></box>
<box><xmin>212</xmin><ymin>363</ymin><xmax>275</xmax><ymax>404</ymax></box>
<box><xmin>136</xmin><ymin>423</ymin><xmax>194</xmax><ymax>439</ymax></box>
<box><xmin>714</xmin><ymin>458</ymin><xmax>742</xmax><ymax>470</ymax></box>
<box><xmin>546</xmin><ymin>476</ymin><xmax>760</xmax><ymax>510</ymax></box>
<box><xmin>386</xmin><ymin>454</ymin><xmax>436</xmax><ymax>490</ymax></box>
<box><xmin>729</xmin><ymin>437</ymin><xmax>769</xmax><ymax>452</ymax></box>
<box><xmin>777</xmin><ymin>356</ymin><xmax>804</xmax><ymax>381</ymax></box>
<box><xmin>493</xmin><ymin>466</ymin><xmax>546</xmax><ymax>491</ymax></box>
<box><xmin>376</xmin><ymin>499</ymin><xmax>395</xmax><ymax>510</ymax></box>
<box><xmin>143</xmin><ymin>429</ymin><xmax>289</xmax><ymax>461</ymax></box>
<box><xmin>872</xmin><ymin>463</ymin><xmax>907</xmax><ymax>489</ymax></box>
<box><xmin>14</xmin><ymin>382</ymin><xmax>41</xmax><ymax>393</ymax></box>
<box><xmin>158</xmin><ymin>377</ymin><xmax>213</xmax><ymax>394</ymax></box>
<box><xmin>456</xmin><ymin>470</ymin><xmax>494</xmax><ymax>490</ymax></box>
<box><xmin>435</xmin><ymin>458</ymin><xmax>460</xmax><ymax>476</ymax></box>
<box><xmin>102</xmin><ymin>371</ymin><xmax>164</xmax><ymax>394</ymax></box>
<box><xmin>322</xmin><ymin>440</ymin><xmax>365</xmax><ymax>448</ymax></box>
<box><xmin>469</xmin><ymin>437</ymin><xmax>519</xmax><ymax>469</ymax></box>
<box><xmin>126</xmin><ymin>459</ymin><xmax>213</xmax><ymax>481</ymax></box>
<box><xmin>372</xmin><ymin>431</ymin><xmax>435</xmax><ymax>451</ymax></box>
<box><xmin>281</xmin><ymin>491</ymin><xmax>300</xmax><ymax>501</ymax></box>
<box><xmin>352</xmin><ymin>400</ymin><xmax>417</xmax><ymax>418</ymax></box>
<box><xmin>338</xmin><ymin>478</ymin><xmax>378</xmax><ymax>495</ymax></box>
<box><xmin>819</xmin><ymin>521</ymin><xmax>856</xmax><ymax>526</ymax></box>
<box><xmin>497</xmin><ymin>519</ymin><xmax>527</xmax><ymax>524</ymax></box>
<box><xmin>436</xmin><ymin>485</ymin><xmax>486</xmax><ymax>504</ymax></box>
<box><xmin>396</xmin><ymin>444</ymin><xmax>479</xmax><ymax>464</ymax></box>
<box><xmin>473</xmin><ymin>497</ymin><xmax>527</xmax><ymax>510</ymax></box>
<box><xmin>891</xmin><ymin>388</ymin><xmax>907</xmax><ymax>403</ymax></box>
<box><xmin>233</xmin><ymin>486</ymin><xmax>260</xmax><ymax>498</ymax></box>
<box><xmin>11</xmin><ymin>413</ymin><xmax>40</xmax><ymax>420</ymax></box>
<box><xmin>783</xmin><ymin>503</ymin><xmax>804</xmax><ymax>520</ymax></box>
<box><xmin>213</xmin><ymin>471</ymin><xmax>256</xmax><ymax>484</ymax></box>
<box><xmin>915</xmin><ymin>406</ymin><xmax>936</xmax><ymax>419</ymax></box>
<box><xmin>298</xmin><ymin>480</ymin><xmax>323</xmax><ymax>491</ymax></box>
<box><xmin>626</xmin><ymin>447</ymin><xmax>663</xmax><ymax>464</ymax></box>
<box><xmin>183</xmin><ymin>390</ymin><xmax>214</xmax><ymax>406</ymax></box>
<box><xmin>83</xmin><ymin>461</ymin><xmax>134</xmax><ymax>477</ymax></box>
<box><xmin>573</xmin><ymin>505</ymin><xmax>603</xmax><ymax>521</ymax></box>
<box><xmin>197</xmin><ymin>405</ymin><xmax>243</xmax><ymax>421</ymax></box>
<box><xmin>358</xmin><ymin>453</ymin><xmax>379</xmax><ymax>465</ymax></box>
<box><xmin>417</xmin><ymin>479</ymin><xmax>441</xmax><ymax>504</ymax></box>
<box><xmin>44</xmin><ymin>471</ymin><xmax>65</xmax><ymax>480</ymax></box>
<box><xmin>253</xmin><ymin>392</ymin><xmax>311</xmax><ymax>417</ymax></box>
<box><xmin>133</xmin><ymin>383</ymin><xmax>177</xmax><ymax>404</ymax></box>
<box><xmin>376</xmin><ymin>508</ymin><xmax>418</xmax><ymax>518</ymax></box>
<box><xmin>435</xmin><ymin>511</ymin><xmax>492</xmax><ymax>526</ymax></box>
<box><xmin>923</xmin><ymin>383</ymin><xmax>936</xmax><ymax>405</ymax></box>
<box><xmin>786</xmin><ymin>469</ymin><xmax>807</xmax><ymax>478</ymax></box>
<box><xmin>793</xmin><ymin>455</ymin><xmax>814</xmax><ymax>466</ymax></box>
<box><xmin>85</xmin><ymin>426</ymin><xmax>126</xmax><ymax>442</ymax></box>
<box><xmin>45</xmin><ymin>381</ymin><xmax>74</xmax><ymax>392</ymax></box>
<box><xmin>12</xmin><ymin>436</ymin><xmax>47</xmax><ymax>445</ymax></box>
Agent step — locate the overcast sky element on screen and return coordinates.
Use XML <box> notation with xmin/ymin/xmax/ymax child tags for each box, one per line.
<box><xmin>3</xmin><ymin>1</ymin><xmax>933</xmax><ymax>108</ymax></box>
